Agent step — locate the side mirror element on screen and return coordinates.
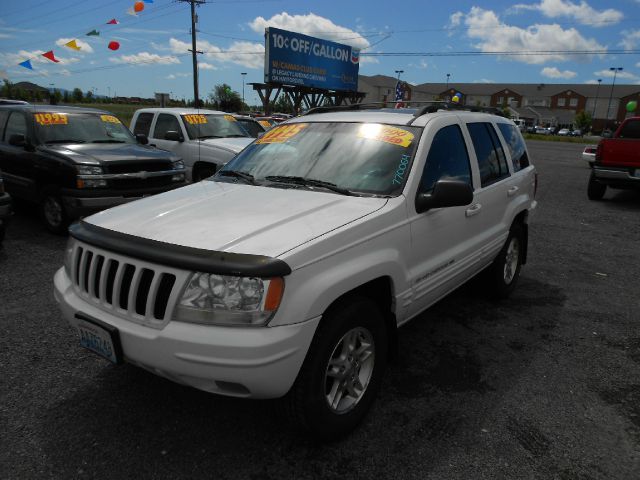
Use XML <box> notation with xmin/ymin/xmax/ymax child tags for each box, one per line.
<box><xmin>415</xmin><ymin>179</ymin><xmax>474</xmax><ymax>213</ymax></box>
<box><xmin>164</xmin><ymin>130</ymin><xmax>183</xmax><ymax>142</ymax></box>
<box><xmin>8</xmin><ymin>133</ymin><xmax>27</xmax><ymax>147</ymax></box>
<box><xmin>135</xmin><ymin>133</ymin><xmax>148</xmax><ymax>145</ymax></box>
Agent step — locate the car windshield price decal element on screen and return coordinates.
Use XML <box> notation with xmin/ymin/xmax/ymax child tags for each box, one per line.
<box><xmin>184</xmin><ymin>114</ymin><xmax>208</xmax><ymax>124</ymax></box>
<box><xmin>100</xmin><ymin>115</ymin><xmax>121</xmax><ymax>124</ymax></box>
<box><xmin>224</xmin><ymin>115</ymin><xmax>237</xmax><ymax>122</ymax></box>
<box><xmin>34</xmin><ymin>113</ymin><xmax>68</xmax><ymax>126</ymax></box>
<box><xmin>357</xmin><ymin>124</ymin><xmax>414</xmax><ymax>147</ymax></box>
<box><xmin>258</xmin><ymin>120</ymin><xmax>272</xmax><ymax>128</ymax></box>
<box><xmin>256</xmin><ymin>124</ymin><xmax>308</xmax><ymax>144</ymax></box>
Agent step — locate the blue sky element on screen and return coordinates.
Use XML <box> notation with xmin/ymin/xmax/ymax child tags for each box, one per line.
<box><xmin>1</xmin><ymin>0</ymin><xmax>639</xmax><ymax>105</ymax></box>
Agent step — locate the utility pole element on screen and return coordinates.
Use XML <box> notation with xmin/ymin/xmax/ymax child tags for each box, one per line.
<box><xmin>179</xmin><ymin>0</ymin><xmax>205</xmax><ymax>107</ymax></box>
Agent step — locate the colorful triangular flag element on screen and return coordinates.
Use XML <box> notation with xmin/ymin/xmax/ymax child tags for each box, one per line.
<box><xmin>64</xmin><ymin>39</ymin><xmax>81</xmax><ymax>51</ymax></box>
<box><xmin>86</xmin><ymin>29</ymin><xmax>100</xmax><ymax>36</ymax></box>
<box><xmin>18</xmin><ymin>60</ymin><xmax>33</xmax><ymax>70</ymax></box>
<box><xmin>42</xmin><ymin>50</ymin><xmax>60</xmax><ymax>63</ymax></box>
<box><xmin>106</xmin><ymin>18</ymin><xmax>119</xmax><ymax>24</ymax></box>
<box><xmin>144</xmin><ymin>0</ymin><xmax>154</xmax><ymax>3</ymax></box>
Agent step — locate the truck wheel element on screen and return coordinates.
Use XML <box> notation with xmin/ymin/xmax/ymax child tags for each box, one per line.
<box><xmin>41</xmin><ymin>193</ymin><xmax>70</xmax><ymax>235</ymax></box>
<box><xmin>487</xmin><ymin>224</ymin><xmax>524</xmax><ymax>299</ymax></box>
<box><xmin>193</xmin><ymin>164</ymin><xmax>217</xmax><ymax>182</ymax></box>
<box><xmin>283</xmin><ymin>296</ymin><xmax>388</xmax><ymax>440</ymax></box>
<box><xmin>587</xmin><ymin>172</ymin><xmax>606</xmax><ymax>200</ymax></box>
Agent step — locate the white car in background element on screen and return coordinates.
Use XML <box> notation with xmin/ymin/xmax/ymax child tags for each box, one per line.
<box><xmin>130</xmin><ymin>108</ymin><xmax>254</xmax><ymax>182</ymax></box>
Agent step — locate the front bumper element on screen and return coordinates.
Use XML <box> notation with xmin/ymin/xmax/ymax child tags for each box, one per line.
<box><xmin>53</xmin><ymin>267</ymin><xmax>320</xmax><ymax>399</ymax></box>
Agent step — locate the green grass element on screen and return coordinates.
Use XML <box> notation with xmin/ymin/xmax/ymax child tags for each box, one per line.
<box><xmin>76</xmin><ymin>103</ymin><xmax>141</xmax><ymax>127</ymax></box>
<box><xmin>523</xmin><ymin>133</ymin><xmax>598</xmax><ymax>144</ymax></box>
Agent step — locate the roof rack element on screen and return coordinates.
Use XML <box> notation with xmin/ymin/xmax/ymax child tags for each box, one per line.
<box><xmin>304</xmin><ymin>101</ymin><xmax>508</xmax><ymax>118</ymax></box>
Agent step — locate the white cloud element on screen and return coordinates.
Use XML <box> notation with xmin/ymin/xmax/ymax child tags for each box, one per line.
<box><xmin>449</xmin><ymin>12</ymin><xmax>464</xmax><ymax>28</ymax></box>
<box><xmin>593</xmin><ymin>69</ymin><xmax>639</xmax><ymax>81</ymax></box>
<box><xmin>109</xmin><ymin>52</ymin><xmax>180</xmax><ymax>66</ymax></box>
<box><xmin>512</xmin><ymin>0</ymin><xmax>623</xmax><ymax>26</ymax></box>
<box><xmin>409</xmin><ymin>59</ymin><xmax>428</xmax><ymax>69</ymax></box>
<box><xmin>59</xmin><ymin>69</ymin><xmax>71</xmax><ymax>76</ymax></box>
<box><xmin>55</xmin><ymin>38</ymin><xmax>94</xmax><ymax>54</ymax></box>
<box><xmin>165</xmin><ymin>72</ymin><xmax>190</xmax><ymax>80</ymax></box>
<box><xmin>199</xmin><ymin>62</ymin><xmax>216</xmax><ymax>70</ymax></box>
<box><xmin>541</xmin><ymin>66</ymin><xmax>576</xmax><ymax>78</ymax></box>
<box><xmin>249</xmin><ymin>12</ymin><xmax>371</xmax><ymax>51</ymax></box>
<box><xmin>460</xmin><ymin>7</ymin><xmax>606</xmax><ymax>64</ymax></box>
<box><xmin>620</xmin><ymin>30</ymin><xmax>640</xmax><ymax>50</ymax></box>
<box><xmin>473</xmin><ymin>78</ymin><xmax>496</xmax><ymax>83</ymax></box>
<box><xmin>169</xmin><ymin>38</ymin><xmax>263</xmax><ymax>69</ymax></box>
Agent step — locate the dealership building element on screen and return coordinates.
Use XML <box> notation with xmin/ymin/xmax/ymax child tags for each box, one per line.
<box><xmin>358</xmin><ymin>74</ymin><xmax>640</xmax><ymax>131</ymax></box>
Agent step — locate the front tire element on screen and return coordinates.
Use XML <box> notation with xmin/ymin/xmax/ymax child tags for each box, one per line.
<box><xmin>487</xmin><ymin>224</ymin><xmax>524</xmax><ymax>299</ymax></box>
<box><xmin>587</xmin><ymin>171</ymin><xmax>606</xmax><ymax>200</ymax></box>
<box><xmin>41</xmin><ymin>193</ymin><xmax>70</xmax><ymax>235</ymax></box>
<box><xmin>282</xmin><ymin>297</ymin><xmax>388</xmax><ymax>440</ymax></box>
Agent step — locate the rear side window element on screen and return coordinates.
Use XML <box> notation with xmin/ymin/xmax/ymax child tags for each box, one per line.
<box><xmin>420</xmin><ymin>124</ymin><xmax>472</xmax><ymax>193</ymax></box>
<box><xmin>618</xmin><ymin>120</ymin><xmax>640</xmax><ymax>139</ymax></box>
<box><xmin>133</xmin><ymin>112</ymin><xmax>154</xmax><ymax>136</ymax></box>
<box><xmin>467</xmin><ymin>122</ymin><xmax>510</xmax><ymax>187</ymax></box>
<box><xmin>4</xmin><ymin>112</ymin><xmax>27</xmax><ymax>141</ymax></box>
<box><xmin>153</xmin><ymin>114</ymin><xmax>181</xmax><ymax>139</ymax></box>
<box><xmin>0</xmin><ymin>110</ymin><xmax>8</xmax><ymax>138</ymax></box>
<box><xmin>497</xmin><ymin>123</ymin><xmax>530</xmax><ymax>171</ymax></box>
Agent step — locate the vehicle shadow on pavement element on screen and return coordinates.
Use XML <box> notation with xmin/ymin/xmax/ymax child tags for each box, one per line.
<box><xmin>38</xmin><ymin>276</ymin><xmax>574</xmax><ymax>479</ymax></box>
<box><xmin>601</xmin><ymin>190</ymin><xmax>640</xmax><ymax>210</ymax></box>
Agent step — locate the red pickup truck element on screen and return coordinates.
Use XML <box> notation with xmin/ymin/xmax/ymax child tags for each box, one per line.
<box><xmin>588</xmin><ymin>116</ymin><xmax>640</xmax><ymax>200</ymax></box>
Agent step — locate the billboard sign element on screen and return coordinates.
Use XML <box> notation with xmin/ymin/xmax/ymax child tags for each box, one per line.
<box><xmin>265</xmin><ymin>27</ymin><xmax>359</xmax><ymax>92</ymax></box>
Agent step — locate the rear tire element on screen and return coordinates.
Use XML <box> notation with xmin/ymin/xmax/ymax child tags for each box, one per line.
<box><xmin>487</xmin><ymin>224</ymin><xmax>524</xmax><ymax>299</ymax></box>
<box><xmin>282</xmin><ymin>296</ymin><xmax>388</xmax><ymax>441</ymax></box>
<box><xmin>587</xmin><ymin>171</ymin><xmax>606</xmax><ymax>200</ymax></box>
<box><xmin>41</xmin><ymin>192</ymin><xmax>70</xmax><ymax>235</ymax></box>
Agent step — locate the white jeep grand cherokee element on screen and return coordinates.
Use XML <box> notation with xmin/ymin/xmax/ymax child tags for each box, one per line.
<box><xmin>54</xmin><ymin>104</ymin><xmax>537</xmax><ymax>439</ymax></box>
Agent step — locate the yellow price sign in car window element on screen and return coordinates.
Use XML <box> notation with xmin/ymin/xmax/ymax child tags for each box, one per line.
<box><xmin>100</xmin><ymin>115</ymin><xmax>121</xmax><ymax>124</ymax></box>
<box><xmin>34</xmin><ymin>113</ymin><xmax>68</xmax><ymax>126</ymax></box>
<box><xmin>184</xmin><ymin>114</ymin><xmax>207</xmax><ymax>124</ymax></box>
<box><xmin>224</xmin><ymin>115</ymin><xmax>237</xmax><ymax>122</ymax></box>
<box><xmin>357</xmin><ymin>124</ymin><xmax>414</xmax><ymax>148</ymax></box>
<box><xmin>258</xmin><ymin>120</ymin><xmax>272</xmax><ymax>128</ymax></box>
<box><xmin>256</xmin><ymin>124</ymin><xmax>307</xmax><ymax>144</ymax></box>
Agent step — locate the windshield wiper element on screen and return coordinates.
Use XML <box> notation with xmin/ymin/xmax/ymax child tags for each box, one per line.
<box><xmin>91</xmin><ymin>139</ymin><xmax>126</xmax><ymax>143</ymax></box>
<box><xmin>44</xmin><ymin>139</ymin><xmax>86</xmax><ymax>144</ymax></box>
<box><xmin>224</xmin><ymin>134</ymin><xmax>250</xmax><ymax>138</ymax></box>
<box><xmin>265</xmin><ymin>176</ymin><xmax>355</xmax><ymax>196</ymax></box>
<box><xmin>216</xmin><ymin>170</ymin><xmax>257</xmax><ymax>185</ymax></box>
<box><xmin>197</xmin><ymin>135</ymin><xmax>221</xmax><ymax>139</ymax></box>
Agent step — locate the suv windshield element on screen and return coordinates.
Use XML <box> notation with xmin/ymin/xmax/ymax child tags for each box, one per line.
<box><xmin>217</xmin><ymin>122</ymin><xmax>421</xmax><ymax>197</ymax></box>
<box><xmin>34</xmin><ymin>112</ymin><xmax>135</xmax><ymax>144</ymax></box>
<box><xmin>181</xmin><ymin>114</ymin><xmax>250</xmax><ymax>140</ymax></box>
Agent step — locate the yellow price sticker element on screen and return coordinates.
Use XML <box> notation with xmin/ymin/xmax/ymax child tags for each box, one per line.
<box><xmin>34</xmin><ymin>113</ymin><xmax>68</xmax><ymax>126</ymax></box>
<box><xmin>256</xmin><ymin>124</ymin><xmax>307</xmax><ymax>144</ymax></box>
<box><xmin>224</xmin><ymin>115</ymin><xmax>237</xmax><ymax>122</ymax></box>
<box><xmin>357</xmin><ymin>124</ymin><xmax>414</xmax><ymax>148</ymax></box>
<box><xmin>100</xmin><ymin>115</ymin><xmax>121</xmax><ymax>124</ymax></box>
<box><xmin>258</xmin><ymin>120</ymin><xmax>272</xmax><ymax>128</ymax></box>
<box><xmin>184</xmin><ymin>114</ymin><xmax>208</xmax><ymax>124</ymax></box>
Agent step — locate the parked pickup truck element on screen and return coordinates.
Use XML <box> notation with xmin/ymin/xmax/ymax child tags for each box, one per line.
<box><xmin>588</xmin><ymin>116</ymin><xmax>640</xmax><ymax>200</ymax></box>
<box><xmin>54</xmin><ymin>104</ymin><xmax>537</xmax><ymax>439</ymax></box>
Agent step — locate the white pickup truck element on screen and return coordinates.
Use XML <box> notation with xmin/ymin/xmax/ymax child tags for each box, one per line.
<box><xmin>130</xmin><ymin>108</ymin><xmax>253</xmax><ymax>182</ymax></box>
<box><xmin>54</xmin><ymin>104</ymin><xmax>537</xmax><ymax>440</ymax></box>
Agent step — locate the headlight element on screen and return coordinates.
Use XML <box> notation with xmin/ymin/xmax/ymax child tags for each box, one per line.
<box><xmin>176</xmin><ymin>272</ymin><xmax>284</xmax><ymax>326</ymax></box>
<box><xmin>76</xmin><ymin>165</ymin><xmax>103</xmax><ymax>175</ymax></box>
<box><xmin>172</xmin><ymin>160</ymin><xmax>185</xmax><ymax>170</ymax></box>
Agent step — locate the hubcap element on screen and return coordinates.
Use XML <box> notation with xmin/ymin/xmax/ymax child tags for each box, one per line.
<box><xmin>44</xmin><ymin>197</ymin><xmax>62</xmax><ymax>227</ymax></box>
<box><xmin>324</xmin><ymin>327</ymin><xmax>375</xmax><ymax>414</ymax></box>
<box><xmin>503</xmin><ymin>237</ymin><xmax>520</xmax><ymax>284</ymax></box>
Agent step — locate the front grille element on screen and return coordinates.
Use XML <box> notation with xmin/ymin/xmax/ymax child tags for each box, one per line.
<box><xmin>107</xmin><ymin>162</ymin><xmax>172</xmax><ymax>174</ymax></box>
<box><xmin>71</xmin><ymin>242</ymin><xmax>183</xmax><ymax>327</ymax></box>
<box><xmin>111</xmin><ymin>176</ymin><xmax>173</xmax><ymax>190</ymax></box>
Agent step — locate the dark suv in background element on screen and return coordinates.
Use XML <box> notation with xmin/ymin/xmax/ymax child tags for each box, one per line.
<box><xmin>0</xmin><ymin>105</ymin><xmax>186</xmax><ymax>233</ymax></box>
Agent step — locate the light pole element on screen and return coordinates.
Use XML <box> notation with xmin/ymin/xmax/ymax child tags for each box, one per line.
<box><xmin>394</xmin><ymin>69</ymin><xmax>404</xmax><ymax>81</ymax></box>
<box><xmin>592</xmin><ymin>78</ymin><xmax>601</xmax><ymax>118</ymax></box>
<box><xmin>241</xmin><ymin>72</ymin><xmax>247</xmax><ymax>108</ymax></box>
<box><xmin>446</xmin><ymin>73</ymin><xmax>450</xmax><ymax>90</ymax></box>
<box><xmin>606</xmin><ymin>67</ymin><xmax>623</xmax><ymax>127</ymax></box>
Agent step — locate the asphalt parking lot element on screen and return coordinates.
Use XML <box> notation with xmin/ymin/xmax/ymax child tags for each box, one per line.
<box><xmin>1</xmin><ymin>140</ymin><xmax>639</xmax><ymax>479</ymax></box>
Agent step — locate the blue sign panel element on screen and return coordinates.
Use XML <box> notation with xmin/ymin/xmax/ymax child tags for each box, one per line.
<box><xmin>265</xmin><ymin>27</ymin><xmax>360</xmax><ymax>92</ymax></box>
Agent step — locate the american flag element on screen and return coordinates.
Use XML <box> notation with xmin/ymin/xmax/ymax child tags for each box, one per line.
<box><xmin>394</xmin><ymin>81</ymin><xmax>404</xmax><ymax>108</ymax></box>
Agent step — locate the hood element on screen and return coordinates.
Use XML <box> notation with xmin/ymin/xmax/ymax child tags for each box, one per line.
<box><xmin>200</xmin><ymin>137</ymin><xmax>253</xmax><ymax>153</ymax></box>
<box><xmin>40</xmin><ymin>143</ymin><xmax>178</xmax><ymax>165</ymax></box>
<box><xmin>85</xmin><ymin>181</ymin><xmax>388</xmax><ymax>258</ymax></box>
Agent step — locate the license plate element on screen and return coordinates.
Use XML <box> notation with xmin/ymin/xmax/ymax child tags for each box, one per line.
<box><xmin>76</xmin><ymin>314</ymin><xmax>122</xmax><ymax>364</ymax></box>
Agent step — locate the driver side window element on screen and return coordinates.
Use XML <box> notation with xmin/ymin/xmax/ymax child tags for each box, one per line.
<box><xmin>153</xmin><ymin>114</ymin><xmax>181</xmax><ymax>140</ymax></box>
<box><xmin>419</xmin><ymin>124</ymin><xmax>472</xmax><ymax>193</ymax></box>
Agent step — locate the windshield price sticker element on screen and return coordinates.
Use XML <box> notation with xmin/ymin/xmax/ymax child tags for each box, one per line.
<box><xmin>358</xmin><ymin>125</ymin><xmax>414</xmax><ymax>148</ymax></box>
<box><xmin>184</xmin><ymin>114</ymin><xmax>208</xmax><ymax>125</ymax></box>
<box><xmin>256</xmin><ymin>124</ymin><xmax>308</xmax><ymax>144</ymax></box>
<box><xmin>100</xmin><ymin>115</ymin><xmax>121</xmax><ymax>124</ymax></box>
<box><xmin>258</xmin><ymin>120</ymin><xmax>272</xmax><ymax>128</ymax></box>
<box><xmin>224</xmin><ymin>115</ymin><xmax>237</xmax><ymax>122</ymax></box>
<box><xmin>34</xmin><ymin>113</ymin><xmax>68</xmax><ymax>126</ymax></box>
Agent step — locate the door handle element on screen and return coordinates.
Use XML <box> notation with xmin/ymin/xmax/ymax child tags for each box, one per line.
<box><xmin>507</xmin><ymin>186</ymin><xmax>519</xmax><ymax>197</ymax></box>
<box><xmin>465</xmin><ymin>203</ymin><xmax>482</xmax><ymax>217</ymax></box>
